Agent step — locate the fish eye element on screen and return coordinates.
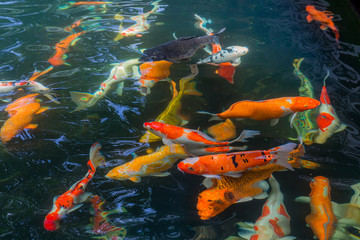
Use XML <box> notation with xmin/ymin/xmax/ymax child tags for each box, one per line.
<box><xmin>305</xmin><ymin>105</ymin><xmax>308</xmax><ymax>108</ymax></box>
<box><xmin>322</xmin><ymin>115</ymin><xmax>326</xmax><ymax>118</ymax></box>
<box><xmin>188</xmin><ymin>167</ymin><xmax>194</xmax><ymax>171</ymax></box>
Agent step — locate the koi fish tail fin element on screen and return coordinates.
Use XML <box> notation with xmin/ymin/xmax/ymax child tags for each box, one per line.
<box><xmin>197</xmin><ymin>111</ymin><xmax>222</xmax><ymax>121</ymax></box>
<box><xmin>150</xmin><ymin>0</ymin><xmax>162</xmax><ymax>12</ymax></box>
<box><xmin>292</xmin><ymin>58</ymin><xmax>304</xmax><ymax>71</ymax></box>
<box><xmin>333</xmin><ymin>28</ymin><xmax>340</xmax><ymax>48</ymax></box>
<box><xmin>89</xmin><ymin>142</ymin><xmax>105</xmax><ymax>169</ymax></box>
<box><xmin>230</xmin><ymin>130</ymin><xmax>260</xmax><ymax>143</ymax></box>
<box><xmin>194</xmin><ymin>14</ymin><xmax>213</xmax><ymax>35</ymax></box>
<box><xmin>269</xmin><ymin>143</ymin><xmax>297</xmax><ymax>171</ymax></box>
<box><xmin>69</xmin><ymin>91</ymin><xmax>99</xmax><ymax>111</ymax></box>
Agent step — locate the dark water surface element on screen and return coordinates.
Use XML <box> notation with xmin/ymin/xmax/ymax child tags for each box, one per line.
<box><xmin>0</xmin><ymin>0</ymin><xmax>360</xmax><ymax>239</ymax></box>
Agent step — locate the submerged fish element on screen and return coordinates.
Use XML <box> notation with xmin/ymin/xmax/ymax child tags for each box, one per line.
<box><xmin>197</xmin><ymin>46</ymin><xmax>248</xmax><ymax>66</ymax></box>
<box><xmin>207</xmin><ymin>119</ymin><xmax>236</xmax><ymax>141</ymax></box>
<box><xmin>139</xmin><ymin>28</ymin><xmax>224</xmax><ymax>62</ymax></box>
<box><xmin>44</xmin><ymin>143</ymin><xmax>105</xmax><ymax>231</ymax></box>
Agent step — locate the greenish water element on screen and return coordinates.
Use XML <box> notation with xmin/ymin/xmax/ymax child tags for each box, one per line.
<box><xmin>0</xmin><ymin>0</ymin><xmax>360</xmax><ymax>239</ymax></box>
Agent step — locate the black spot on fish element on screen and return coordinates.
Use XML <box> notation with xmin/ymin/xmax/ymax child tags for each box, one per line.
<box><xmin>231</xmin><ymin>155</ymin><xmax>238</xmax><ymax>168</ymax></box>
<box><xmin>220</xmin><ymin>53</ymin><xmax>224</xmax><ymax>57</ymax></box>
<box><xmin>224</xmin><ymin>192</ymin><xmax>235</xmax><ymax>201</ymax></box>
<box><xmin>221</xmin><ymin>166</ymin><xmax>224</xmax><ymax>170</ymax></box>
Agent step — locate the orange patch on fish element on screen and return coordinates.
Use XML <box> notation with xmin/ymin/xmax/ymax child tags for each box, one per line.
<box><xmin>207</xmin><ymin>119</ymin><xmax>236</xmax><ymax>141</ymax></box>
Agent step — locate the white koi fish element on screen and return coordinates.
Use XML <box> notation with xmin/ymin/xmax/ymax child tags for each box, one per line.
<box><xmin>69</xmin><ymin>59</ymin><xmax>140</xmax><ymax>111</ymax></box>
<box><xmin>197</xmin><ymin>46</ymin><xmax>249</xmax><ymax>66</ymax></box>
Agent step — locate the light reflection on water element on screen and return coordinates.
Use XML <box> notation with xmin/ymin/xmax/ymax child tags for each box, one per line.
<box><xmin>0</xmin><ymin>0</ymin><xmax>359</xmax><ymax>239</ymax></box>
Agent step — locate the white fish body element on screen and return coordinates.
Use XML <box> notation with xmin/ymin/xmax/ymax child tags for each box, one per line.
<box><xmin>197</xmin><ymin>46</ymin><xmax>249</xmax><ymax>66</ymax></box>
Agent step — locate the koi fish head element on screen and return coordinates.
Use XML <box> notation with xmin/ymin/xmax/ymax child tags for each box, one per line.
<box><xmin>177</xmin><ymin>157</ymin><xmax>205</xmax><ymax>175</ymax></box>
<box><xmin>197</xmin><ymin>189</ymin><xmax>235</xmax><ymax>220</ymax></box>
<box><xmin>292</xmin><ymin>97</ymin><xmax>320</xmax><ymax>112</ymax></box>
<box><xmin>316</xmin><ymin>112</ymin><xmax>335</xmax><ymax>132</ymax></box>
<box><xmin>105</xmin><ymin>166</ymin><xmax>131</xmax><ymax>180</ymax></box>
<box><xmin>305</xmin><ymin>5</ymin><xmax>316</xmax><ymax>13</ymax></box>
<box><xmin>44</xmin><ymin>213</ymin><xmax>60</xmax><ymax>231</ymax></box>
<box><xmin>143</xmin><ymin>121</ymin><xmax>163</xmax><ymax>134</ymax></box>
<box><xmin>309</xmin><ymin>176</ymin><xmax>330</xmax><ymax>198</ymax></box>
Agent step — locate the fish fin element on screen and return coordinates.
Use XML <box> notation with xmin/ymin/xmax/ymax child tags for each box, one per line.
<box><xmin>170</xmin><ymin>80</ymin><xmax>178</xmax><ymax>98</ymax></box>
<box><xmin>230</xmin><ymin>130</ymin><xmax>260</xmax><ymax>143</ymax></box>
<box><xmin>289</xmin><ymin>112</ymin><xmax>297</xmax><ymax>128</ymax></box>
<box><xmin>197</xmin><ymin>111</ymin><xmax>221</xmax><ymax>121</ymax></box>
<box><xmin>70</xmin><ymin>38</ymin><xmax>81</xmax><ymax>46</ymax></box>
<box><xmin>320</xmin><ymin>24</ymin><xmax>328</xmax><ymax>30</ymax></box>
<box><xmin>162</xmin><ymin>138</ymin><xmax>174</xmax><ymax>146</ymax></box>
<box><xmin>202</xmin><ymin>177</ymin><xmax>214</xmax><ymax>189</ymax></box>
<box><xmin>89</xmin><ymin>142</ymin><xmax>105</xmax><ymax>168</ymax></box>
<box><xmin>294</xmin><ymin>196</ymin><xmax>310</xmax><ymax>203</ymax></box>
<box><xmin>114</xmin><ymin>34</ymin><xmax>124</xmax><ymax>41</ymax></box>
<box><xmin>25</xmin><ymin>124</ymin><xmax>38</xmax><ymax>129</ymax></box>
<box><xmin>152</xmin><ymin>172</ymin><xmax>171</xmax><ymax>177</ymax></box>
<box><xmin>202</xmin><ymin>174</ymin><xmax>222</xmax><ymax>180</ymax></box>
<box><xmin>306</xmin><ymin>15</ymin><xmax>313</xmax><ymax>22</ymax></box>
<box><xmin>129</xmin><ymin>176</ymin><xmax>141</xmax><ymax>182</ymax></box>
<box><xmin>69</xmin><ymin>91</ymin><xmax>98</xmax><ymax>111</ymax></box>
<box><xmin>116</xmin><ymin>81</ymin><xmax>124</xmax><ymax>96</ymax></box>
<box><xmin>76</xmin><ymin>192</ymin><xmax>93</xmax><ymax>204</ymax></box>
<box><xmin>36</xmin><ymin>106</ymin><xmax>50</xmax><ymax>114</ymax></box>
<box><xmin>254</xmin><ymin>192</ymin><xmax>268</xmax><ymax>199</ymax></box>
<box><xmin>255</xmin><ymin>180</ymin><xmax>270</xmax><ymax>191</ymax></box>
<box><xmin>67</xmin><ymin>203</ymin><xmax>84</xmax><ymax>213</ymax></box>
<box><xmin>335</xmin><ymin>123</ymin><xmax>347</xmax><ymax>133</ymax></box>
<box><xmin>182</xmin><ymin>81</ymin><xmax>202</xmax><ymax>96</ymax></box>
<box><xmin>238</xmin><ymin>224</ymin><xmax>256</xmax><ymax>239</ymax></box>
<box><xmin>280</xmin><ymin>236</ymin><xmax>297</xmax><ymax>240</ymax></box>
<box><xmin>224</xmin><ymin>172</ymin><xmax>242</xmax><ymax>178</ymax></box>
<box><xmin>270</xmin><ymin>118</ymin><xmax>279</xmax><ymax>126</ymax></box>
<box><xmin>236</xmin><ymin>196</ymin><xmax>253</xmax><ymax>203</ymax></box>
<box><xmin>270</xmin><ymin>143</ymin><xmax>297</xmax><ymax>170</ymax></box>
<box><xmin>114</xmin><ymin>13</ymin><xmax>124</xmax><ymax>21</ymax></box>
<box><xmin>44</xmin><ymin>93</ymin><xmax>60</xmax><ymax>104</ymax></box>
<box><xmin>231</xmin><ymin>57</ymin><xmax>241</xmax><ymax>66</ymax></box>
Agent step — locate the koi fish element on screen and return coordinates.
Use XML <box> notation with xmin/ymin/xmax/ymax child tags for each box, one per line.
<box><xmin>197</xmin><ymin>46</ymin><xmax>248</xmax><ymax>66</ymax></box>
<box><xmin>305</xmin><ymin>5</ymin><xmax>340</xmax><ymax>48</ymax></box>
<box><xmin>143</xmin><ymin>121</ymin><xmax>259</xmax><ymax>149</ymax></box>
<box><xmin>139</xmin><ymin>64</ymin><xmax>201</xmax><ymax>143</ymax></box>
<box><xmin>295</xmin><ymin>176</ymin><xmax>337</xmax><ymax>240</ymax></box>
<box><xmin>89</xmin><ymin>195</ymin><xmax>127</xmax><ymax>239</ymax></box>
<box><xmin>238</xmin><ymin>175</ymin><xmax>294</xmax><ymax>240</ymax></box>
<box><xmin>106</xmin><ymin>144</ymin><xmax>189</xmax><ymax>182</ymax></box>
<box><xmin>44</xmin><ymin>143</ymin><xmax>105</xmax><ymax>231</ymax></box>
<box><xmin>48</xmin><ymin>31</ymin><xmax>86</xmax><ymax>66</ymax></box>
<box><xmin>289</xmin><ymin>58</ymin><xmax>318</xmax><ymax>145</ymax></box>
<box><xmin>139</xmin><ymin>28</ymin><xmax>224</xmax><ymax>62</ymax></box>
<box><xmin>197</xmin><ymin>146</ymin><xmax>306</xmax><ymax>220</ymax></box>
<box><xmin>64</xmin><ymin>17</ymin><xmax>101</xmax><ymax>33</ymax></box>
<box><xmin>215</xmin><ymin>62</ymin><xmax>237</xmax><ymax>84</ymax></box>
<box><xmin>207</xmin><ymin>119</ymin><xmax>236</xmax><ymax>141</ymax></box>
<box><xmin>0</xmin><ymin>94</ymin><xmax>49</xmax><ymax>143</ymax></box>
<box><xmin>137</xmin><ymin>60</ymin><xmax>173</xmax><ymax>96</ymax></box>
<box><xmin>314</xmin><ymin>72</ymin><xmax>346</xmax><ymax>144</ymax></box>
<box><xmin>114</xmin><ymin>0</ymin><xmax>161</xmax><ymax>41</ymax></box>
<box><xmin>59</xmin><ymin>1</ymin><xmax>112</xmax><ymax>12</ymax></box>
<box><xmin>69</xmin><ymin>59</ymin><xmax>140</xmax><ymax>111</ymax></box>
<box><xmin>178</xmin><ymin>143</ymin><xmax>296</xmax><ymax>179</ymax></box>
<box><xmin>198</xmin><ymin>96</ymin><xmax>320</xmax><ymax>126</ymax></box>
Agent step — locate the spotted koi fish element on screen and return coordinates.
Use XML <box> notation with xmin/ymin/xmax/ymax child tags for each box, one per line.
<box><xmin>69</xmin><ymin>59</ymin><xmax>140</xmax><ymax>111</ymax></box>
<box><xmin>314</xmin><ymin>72</ymin><xmax>346</xmax><ymax>144</ymax></box>
<box><xmin>139</xmin><ymin>64</ymin><xmax>201</xmax><ymax>143</ymax></box>
<box><xmin>289</xmin><ymin>58</ymin><xmax>318</xmax><ymax>145</ymax></box>
<box><xmin>306</xmin><ymin>5</ymin><xmax>340</xmax><ymax>48</ymax></box>
<box><xmin>44</xmin><ymin>143</ymin><xmax>105</xmax><ymax>231</ymax></box>
<box><xmin>114</xmin><ymin>0</ymin><xmax>161</xmax><ymax>41</ymax></box>
<box><xmin>89</xmin><ymin>195</ymin><xmax>127</xmax><ymax>239</ymax></box>
<box><xmin>48</xmin><ymin>31</ymin><xmax>86</xmax><ymax>66</ymax></box>
<box><xmin>178</xmin><ymin>143</ymin><xmax>296</xmax><ymax>179</ymax></box>
<box><xmin>198</xmin><ymin>96</ymin><xmax>320</xmax><ymax>126</ymax></box>
<box><xmin>143</xmin><ymin>121</ymin><xmax>259</xmax><ymax>150</ymax></box>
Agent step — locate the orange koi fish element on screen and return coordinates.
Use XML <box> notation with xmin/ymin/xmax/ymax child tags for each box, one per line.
<box><xmin>207</xmin><ymin>119</ymin><xmax>236</xmax><ymax>141</ymax></box>
<box><xmin>114</xmin><ymin>0</ymin><xmax>161</xmax><ymax>41</ymax></box>
<box><xmin>0</xmin><ymin>94</ymin><xmax>49</xmax><ymax>143</ymax></box>
<box><xmin>106</xmin><ymin>144</ymin><xmax>188</xmax><ymax>182</ymax></box>
<box><xmin>178</xmin><ymin>143</ymin><xmax>296</xmax><ymax>179</ymax></box>
<box><xmin>89</xmin><ymin>195</ymin><xmax>127</xmax><ymax>239</ymax></box>
<box><xmin>296</xmin><ymin>176</ymin><xmax>337</xmax><ymax>240</ymax></box>
<box><xmin>143</xmin><ymin>121</ymin><xmax>259</xmax><ymax>149</ymax></box>
<box><xmin>197</xmin><ymin>146</ymin><xmax>306</xmax><ymax>220</ymax></box>
<box><xmin>305</xmin><ymin>5</ymin><xmax>340</xmax><ymax>48</ymax></box>
<box><xmin>48</xmin><ymin>31</ymin><xmax>86</xmax><ymax>66</ymax></box>
<box><xmin>138</xmin><ymin>60</ymin><xmax>173</xmax><ymax>95</ymax></box>
<box><xmin>315</xmin><ymin>73</ymin><xmax>346</xmax><ymax>144</ymax></box>
<box><xmin>198</xmin><ymin>96</ymin><xmax>320</xmax><ymax>126</ymax></box>
<box><xmin>44</xmin><ymin>143</ymin><xmax>105</xmax><ymax>231</ymax></box>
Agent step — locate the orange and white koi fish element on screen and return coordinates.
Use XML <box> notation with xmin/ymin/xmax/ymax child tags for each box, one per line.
<box><xmin>48</xmin><ymin>31</ymin><xmax>86</xmax><ymax>66</ymax></box>
<box><xmin>89</xmin><ymin>195</ymin><xmax>127</xmax><ymax>239</ymax></box>
<box><xmin>207</xmin><ymin>119</ymin><xmax>236</xmax><ymax>141</ymax></box>
<box><xmin>137</xmin><ymin>60</ymin><xmax>173</xmax><ymax>95</ymax></box>
<box><xmin>106</xmin><ymin>144</ymin><xmax>188</xmax><ymax>182</ymax></box>
<box><xmin>143</xmin><ymin>121</ymin><xmax>259</xmax><ymax>149</ymax></box>
<box><xmin>238</xmin><ymin>175</ymin><xmax>294</xmax><ymax>240</ymax></box>
<box><xmin>198</xmin><ymin>96</ymin><xmax>320</xmax><ymax>126</ymax></box>
<box><xmin>0</xmin><ymin>94</ymin><xmax>49</xmax><ymax>143</ymax></box>
<box><xmin>305</xmin><ymin>5</ymin><xmax>340</xmax><ymax>48</ymax></box>
<box><xmin>314</xmin><ymin>72</ymin><xmax>346</xmax><ymax>144</ymax></box>
<box><xmin>44</xmin><ymin>143</ymin><xmax>105</xmax><ymax>231</ymax></box>
<box><xmin>178</xmin><ymin>143</ymin><xmax>296</xmax><ymax>179</ymax></box>
<box><xmin>114</xmin><ymin>0</ymin><xmax>161</xmax><ymax>41</ymax></box>
<box><xmin>70</xmin><ymin>59</ymin><xmax>140</xmax><ymax>111</ymax></box>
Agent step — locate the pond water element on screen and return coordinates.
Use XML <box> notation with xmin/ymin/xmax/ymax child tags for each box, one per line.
<box><xmin>0</xmin><ymin>0</ymin><xmax>360</xmax><ymax>239</ymax></box>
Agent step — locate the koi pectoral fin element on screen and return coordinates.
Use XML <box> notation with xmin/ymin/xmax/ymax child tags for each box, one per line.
<box><xmin>25</xmin><ymin>124</ymin><xmax>38</xmax><ymax>129</ymax></box>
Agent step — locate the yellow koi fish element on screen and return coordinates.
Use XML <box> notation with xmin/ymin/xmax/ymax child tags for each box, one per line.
<box><xmin>139</xmin><ymin>64</ymin><xmax>202</xmax><ymax>143</ymax></box>
<box><xmin>106</xmin><ymin>144</ymin><xmax>189</xmax><ymax>183</ymax></box>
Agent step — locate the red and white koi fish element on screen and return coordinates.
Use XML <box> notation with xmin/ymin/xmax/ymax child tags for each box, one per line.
<box><xmin>143</xmin><ymin>121</ymin><xmax>260</xmax><ymax>148</ymax></box>
<box><xmin>114</xmin><ymin>0</ymin><xmax>161</xmax><ymax>41</ymax></box>
<box><xmin>177</xmin><ymin>143</ymin><xmax>296</xmax><ymax>179</ymax></box>
<box><xmin>44</xmin><ymin>143</ymin><xmax>105</xmax><ymax>231</ymax></box>
<box><xmin>314</xmin><ymin>72</ymin><xmax>346</xmax><ymax>144</ymax></box>
<box><xmin>69</xmin><ymin>59</ymin><xmax>140</xmax><ymax>111</ymax></box>
<box><xmin>238</xmin><ymin>175</ymin><xmax>294</xmax><ymax>240</ymax></box>
<box><xmin>306</xmin><ymin>5</ymin><xmax>340</xmax><ymax>48</ymax></box>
